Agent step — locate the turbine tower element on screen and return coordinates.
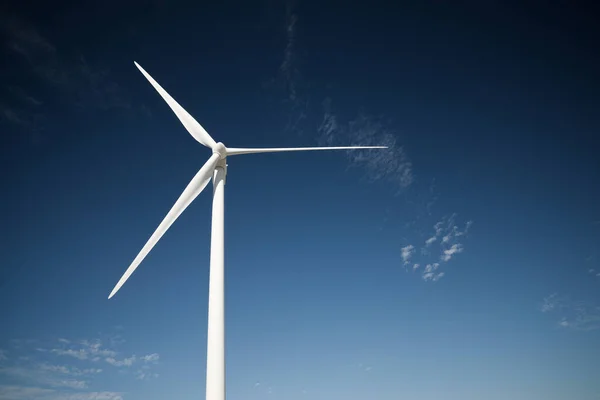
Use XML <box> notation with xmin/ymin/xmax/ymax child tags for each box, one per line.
<box><xmin>109</xmin><ymin>62</ymin><xmax>387</xmax><ymax>400</ymax></box>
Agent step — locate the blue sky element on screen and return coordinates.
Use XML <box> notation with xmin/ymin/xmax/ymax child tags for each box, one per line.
<box><xmin>1</xmin><ymin>1</ymin><xmax>599</xmax><ymax>399</ymax></box>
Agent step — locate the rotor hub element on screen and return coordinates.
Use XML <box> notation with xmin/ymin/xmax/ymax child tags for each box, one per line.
<box><xmin>213</xmin><ymin>142</ymin><xmax>227</xmax><ymax>159</ymax></box>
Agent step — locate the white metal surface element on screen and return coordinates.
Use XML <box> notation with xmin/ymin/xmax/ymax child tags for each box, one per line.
<box><xmin>226</xmin><ymin>146</ymin><xmax>386</xmax><ymax>156</ymax></box>
<box><xmin>108</xmin><ymin>62</ymin><xmax>389</xmax><ymax>400</ymax></box>
<box><xmin>206</xmin><ymin>162</ymin><xmax>226</xmax><ymax>400</ymax></box>
<box><xmin>134</xmin><ymin>62</ymin><xmax>217</xmax><ymax>149</ymax></box>
<box><xmin>108</xmin><ymin>152</ymin><xmax>221</xmax><ymax>299</ymax></box>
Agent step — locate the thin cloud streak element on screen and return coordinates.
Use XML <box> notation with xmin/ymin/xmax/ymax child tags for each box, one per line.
<box><xmin>318</xmin><ymin>100</ymin><xmax>413</xmax><ymax>192</ymax></box>
<box><xmin>540</xmin><ymin>294</ymin><xmax>600</xmax><ymax>331</ymax></box>
<box><xmin>0</xmin><ymin>13</ymin><xmax>138</xmax><ymax>141</ymax></box>
<box><xmin>1</xmin><ymin>335</ymin><xmax>158</xmax><ymax>399</ymax></box>
<box><xmin>401</xmin><ymin>245</ymin><xmax>415</xmax><ymax>266</ymax></box>
<box><xmin>0</xmin><ymin>385</ymin><xmax>124</xmax><ymax>400</ymax></box>
<box><xmin>404</xmin><ymin>214</ymin><xmax>473</xmax><ymax>282</ymax></box>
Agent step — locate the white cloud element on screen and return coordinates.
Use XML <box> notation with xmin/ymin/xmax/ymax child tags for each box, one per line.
<box><xmin>354</xmin><ymin>362</ymin><xmax>374</xmax><ymax>373</ymax></box>
<box><xmin>424</xmin><ymin>263</ymin><xmax>440</xmax><ymax>273</ymax></box>
<box><xmin>318</xmin><ymin>104</ymin><xmax>413</xmax><ymax>192</ymax></box>
<box><xmin>51</xmin><ymin>349</ymin><xmax>87</xmax><ymax>360</ymax></box>
<box><xmin>0</xmin><ymin>385</ymin><xmax>56</xmax><ymax>400</ymax></box>
<box><xmin>140</xmin><ymin>353</ymin><xmax>159</xmax><ymax>363</ymax></box>
<box><xmin>105</xmin><ymin>356</ymin><xmax>135</xmax><ymax>367</ymax></box>
<box><xmin>0</xmin><ymin>366</ymin><xmax>87</xmax><ymax>390</ymax></box>
<box><xmin>406</xmin><ymin>214</ymin><xmax>473</xmax><ymax>281</ymax></box>
<box><xmin>441</xmin><ymin>244</ymin><xmax>463</xmax><ymax>262</ymax></box>
<box><xmin>0</xmin><ymin>15</ymin><xmax>136</xmax><ymax>142</ymax></box>
<box><xmin>540</xmin><ymin>294</ymin><xmax>600</xmax><ymax>331</ymax></box>
<box><xmin>280</xmin><ymin>5</ymin><xmax>298</xmax><ymax>103</ymax></box>
<box><xmin>49</xmin><ymin>340</ymin><xmax>118</xmax><ymax>363</ymax></box>
<box><xmin>0</xmin><ymin>349</ymin><xmax>7</xmax><ymax>361</ymax></box>
<box><xmin>57</xmin><ymin>392</ymin><xmax>123</xmax><ymax>400</ymax></box>
<box><xmin>422</xmin><ymin>271</ymin><xmax>445</xmax><ymax>282</ymax></box>
<box><xmin>460</xmin><ymin>220</ymin><xmax>473</xmax><ymax>235</ymax></box>
<box><xmin>561</xmin><ymin>305</ymin><xmax>600</xmax><ymax>331</ymax></box>
<box><xmin>401</xmin><ymin>245</ymin><xmax>415</xmax><ymax>265</ymax></box>
<box><xmin>1</xmin><ymin>335</ymin><xmax>158</xmax><ymax>400</ymax></box>
<box><xmin>425</xmin><ymin>236</ymin><xmax>437</xmax><ymax>246</ymax></box>
<box><xmin>134</xmin><ymin>369</ymin><xmax>158</xmax><ymax>381</ymax></box>
<box><xmin>38</xmin><ymin>363</ymin><xmax>102</xmax><ymax>377</ymax></box>
<box><xmin>540</xmin><ymin>293</ymin><xmax>561</xmax><ymax>313</ymax></box>
<box><xmin>49</xmin><ymin>379</ymin><xmax>87</xmax><ymax>390</ymax></box>
<box><xmin>38</xmin><ymin>364</ymin><xmax>75</xmax><ymax>375</ymax></box>
<box><xmin>439</xmin><ymin>219</ymin><xmax>472</xmax><ymax>246</ymax></box>
<box><xmin>434</xmin><ymin>221</ymin><xmax>444</xmax><ymax>236</ymax></box>
<box><xmin>80</xmin><ymin>341</ymin><xmax>117</xmax><ymax>358</ymax></box>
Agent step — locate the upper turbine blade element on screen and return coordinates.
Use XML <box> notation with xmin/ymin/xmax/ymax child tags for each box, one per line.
<box><xmin>134</xmin><ymin>62</ymin><xmax>217</xmax><ymax>149</ymax></box>
<box><xmin>108</xmin><ymin>153</ymin><xmax>221</xmax><ymax>299</ymax></box>
<box><xmin>226</xmin><ymin>146</ymin><xmax>387</xmax><ymax>156</ymax></box>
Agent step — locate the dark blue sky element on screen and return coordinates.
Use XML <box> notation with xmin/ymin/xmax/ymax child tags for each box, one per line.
<box><xmin>1</xmin><ymin>1</ymin><xmax>599</xmax><ymax>399</ymax></box>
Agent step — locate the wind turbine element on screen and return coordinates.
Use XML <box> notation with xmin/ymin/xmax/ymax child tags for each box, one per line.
<box><xmin>108</xmin><ymin>62</ymin><xmax>387</xmax><ymax>400</ymax></box>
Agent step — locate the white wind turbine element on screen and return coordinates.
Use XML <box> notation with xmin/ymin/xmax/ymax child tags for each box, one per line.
<box><xmin>108</xmin><ymin>62</ymin><xmax>387</xmax><ymax>400</ymax></box>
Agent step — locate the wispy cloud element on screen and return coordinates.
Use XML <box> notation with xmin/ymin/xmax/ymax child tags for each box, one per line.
<box><xmin>424</xmin><ymin>236</ymin><xmax>437</xmax><ymax>246</ymax></box>
<box><xmin>264</xmin><ymin>0</ymin><xmax>308</xmax><ymax>136</ymax></box>
<box><xmin>38</xmin><ymin>364</ymin><xmax>102</xmax><ymax>377</ymax></box>
<box><xmin>318</xmin><ymin>100</ymin><xmax>413</xmax><ymax>192</ymax></box>
<box><xmin>401</xmin><ymin>245</ymin><xmax>415</xmax><ymax>266</ymax></box>
<box><xmin>1</xmin><ymin>334</ymin><xmax>158</xmax><ymax>399</ymax></box>
<box><xmin>266</xmin><ymin>5</ymin><xmax>411</xmax><ymax>188</ymax></box>
<box><xmin>441</xmin><ymin>243</ymin><xmax>464</xmax><ymax>262</ymax></box>
<box><xmin>50</xmin><ymin>349</ymin><xmax>88</xmax><ymax>360</ymax></box>
<box><xmin>140</xmin><ymin>353</ymin><xmax>159</xmax><ymax>364</ymax></box>
<box><xmin>46</xmin><ymin>340</ymin><xmax>117</xmax><ymax>361</ymax></box>
<box><xmin>422</xmin><ymin>271</ymin><xmax>445</xmax><ymax>282</ymax></box>
<box><xmin>540</xmin><ymin>294</ymin><xmax>600</xmax><ymax>331</ymax></box>
<box><xmin>421</xmin><ymin>263</ymin><xmax>444</xmax><ymax>281</ymax></box>
<box><xmin>405</xmin><ymin>214</ymin><xmax>473</xmax><ymax>281</ymax></box>
<box><xmin>280</xmin><ymin>0</ymin><xmax>298</xmax><ymax>104</ymax></box>
<box><xmin>429</xmin><ymin>215</ymin><xmax>471</xmax><ymax>264</ymax></box>
<box><xmin>134</xmin><ymin>367</ymin><xmax>159</xmax><ymax>381</ymax></box>
<box><xmin>541</xmin><ymin>293</ymin><xmax>562</xmax><ymax>313</ymax></box>
<box><xmin>105</xmin><ymin>356</ymin><xmax>135</xmax><ymax>367</ymax></box>
<box><xmin>0</xmin><ymin>365</ymin><xmax>88</xmax><ymax>390</ymax></box>
<box><xmin>353</xmin><ymin>362</ymin><xmax>374</xmax><ymax>373</ymax></box>
<box><xmin>0</xmin><ymin>385</ymin><xmax>123</xmax><ymax>400</ymax></box>
<box><xmin>0</xmin><ymin>349</ymin><xmax>7</xmax><ymax>362</ymax></box>
<box><xmin>0</xmin><ymin>13</ymin><xmax>136</xmax><ymax>141</ymax></box>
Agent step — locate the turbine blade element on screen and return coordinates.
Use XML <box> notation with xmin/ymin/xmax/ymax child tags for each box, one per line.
<box><xmin>108</xmin><ymin>153</ymin><xmax>221</xmax><ymax>299</ymax></box>
<box><xmin>134</xmin><ymin>62</ymin><xmax>217</xmax><ymax>149</ymax></box>
<box><xmin>226</xmin><ymin>146</ymin><xmax>388</xmax><ymax>156</ymax></box>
